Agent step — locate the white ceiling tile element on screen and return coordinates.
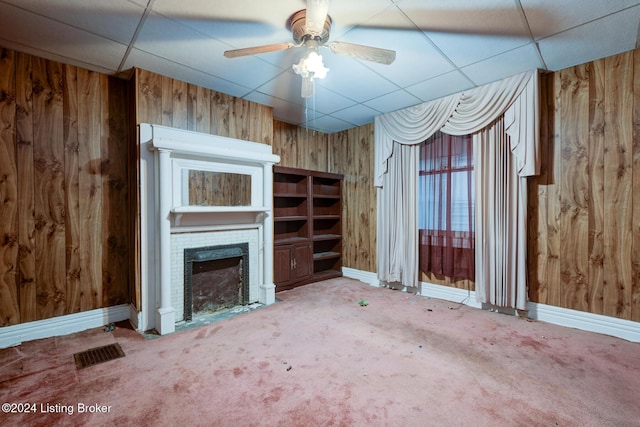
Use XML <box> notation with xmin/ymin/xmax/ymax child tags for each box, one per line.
<box><xmin>316</xmin><ymin>53</ymin><xmax>398</xmax><ymax>102</ymax></box>
<box><xmin>303</xmin><ymin>115</ymin><xmax>355</xmax><ymax>133</ymax></box>
<box><xmin>135</xmin><ymin>12</ymin><xmax>285</xmax><ymax>88</ymax></box>
<box><xmin>0</xmin><ymin>2</ymin><xmax>127</xmax><ymax>72</ymax></box>
<box><xmin>407</xmin><ymin>71</ymin><xmax>474</xmax><ymax>103</ymax></box>
<box><xmin>364</xmin><ymin>90</ymin><xmax>423</xmax><ymax>114</ymax></box>
<box><xmin>520</xmin><ymin>0</ymin><xmax>640</xmax><ymax>39</ymax></box>
<box><xmin>538</xmin><ymin>6</ymin><xmax>640</xmax><ymax>71</ymax></box>
<box><xmin>332</xmin><ymin>104</ymin><xmax>382</xmax><ymax>126</ymax></box>
<box><xmin>427</xmin><ymin>32</ymin><xmax>531</xmax><ymax>68</ymax></box>
<box><xmin>309</xmin><ymin>85</ymin><xmax>358</xmax><ymax>114</ymax></box>
<box><xmin>256</xmin><ymin>70</ymin><xmax>309</xmax><ymax>103</ymax></box>
<box><xmin>396</xmin><ymin>0</ymin><xmax>528</xmax><ymax>37</ymax></box>
<box><xmin>1</xmin><ymin>0</ymin><xmax>145</xmax><ymax>44</ymax></box>
<box><xmin>461</xmin><ymin>43</ymin><xmax>544</xmax><ymax>85</ymax></box>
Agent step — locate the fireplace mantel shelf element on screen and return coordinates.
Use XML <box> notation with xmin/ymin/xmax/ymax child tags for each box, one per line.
<box><xmin>172</xmin><ymin>206</ymin><xmax>269</xmax><ymax>214</ymax></box>
<box><xmin>171</xmin><ymin>206</ymin><xmax>270</xmax><ymax>227</ymax></box>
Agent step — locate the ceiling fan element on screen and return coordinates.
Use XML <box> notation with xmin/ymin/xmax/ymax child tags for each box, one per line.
<box><xmin>223</xmin><ymin>0</ymin><xmax>396</xmax><ymax>98</ymax></box>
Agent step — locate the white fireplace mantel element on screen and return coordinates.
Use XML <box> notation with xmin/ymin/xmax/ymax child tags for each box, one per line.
<box><xmin>138</xmin><ymin>124</ymin><xmax>280</xmax><ymax>335</ymax></box>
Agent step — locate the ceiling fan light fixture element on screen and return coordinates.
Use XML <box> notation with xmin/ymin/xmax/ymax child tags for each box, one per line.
<box><xmin>292</xmin><ymin>48</ymin><xmax>329</xmax><ymax>98</ymax></box>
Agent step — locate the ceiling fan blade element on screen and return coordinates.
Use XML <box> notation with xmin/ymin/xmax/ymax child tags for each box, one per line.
<box><xmin>305</xmin><ymin>0</ymin><xmax>331</xmax><ymax>36</ymax></box>
<box><xmin>224</xmin><ymin>42</ymin><xmax>296</xmax><ymax>58</ymax></box>
<box><xmin>328</xmin><ymin>41</ymin><xmax>396</xmax><ymax>65</ymax></box>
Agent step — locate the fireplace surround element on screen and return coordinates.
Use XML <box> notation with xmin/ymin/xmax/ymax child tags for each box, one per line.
<box><xmin>138</xmin><ymin>124</ymin><xmax>280</xmax><ymax>335</ymax></box>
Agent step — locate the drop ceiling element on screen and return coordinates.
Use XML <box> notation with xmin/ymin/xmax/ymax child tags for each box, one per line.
<box><xmin>1</xmin><ymin>0</ymin><xmax>639</xmax><ymax>133</ymax></box>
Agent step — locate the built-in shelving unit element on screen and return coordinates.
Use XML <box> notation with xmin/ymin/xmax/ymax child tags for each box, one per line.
<box><xmin>273</xmin><ymin>166</ymin><xmax>343</xmax><ymax>291</ymax></box>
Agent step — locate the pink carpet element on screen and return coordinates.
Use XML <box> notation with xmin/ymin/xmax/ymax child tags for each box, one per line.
<box><xmin>1</xmin><ymin>277</ymin><xmax>639</xmax><ymax>426</ymax></box>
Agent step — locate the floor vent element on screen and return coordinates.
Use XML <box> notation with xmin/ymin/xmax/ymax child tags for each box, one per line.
<box><xmin>74</xmin><ymin>343</ymin><xmax>125</xmax><ymax>369</ymax></box>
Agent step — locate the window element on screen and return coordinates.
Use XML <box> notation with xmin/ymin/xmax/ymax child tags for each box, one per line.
<box><xmin>418</xmin><ymin>132</ymin><xmax>475</xmax><ymax>281</ymax></box>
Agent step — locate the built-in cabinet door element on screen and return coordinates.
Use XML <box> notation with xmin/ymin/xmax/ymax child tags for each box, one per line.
<box><xmin>274</xmin><ymin>242</ymin><xmax>312</xmax><ymax>286</ymax></box>
<box><xmin>274</xmin><ymin>245</ymin><xmax>293</xmax><ymax>285</ymax></box>
<box><xmin>292</xmin><ymin>242</ymin><xmax>312</xmax><ymax>280</ymax></box>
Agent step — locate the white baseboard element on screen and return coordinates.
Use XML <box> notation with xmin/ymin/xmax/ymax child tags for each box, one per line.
<box><xmin>0</xmin><ymin>304</ymin><xmax>133</xmax><ymax>349</ymax></box>
<box><xmin>342</xmin><ymin>267</ymin><xmax>640</xmax><ymax>343</ymax></box>
<box><xmin>419</xmin><ymin>281</ymin><xmax>483</xmax><ymax>309</ymax></box>
<box><xmin>526</xmin><ymin>301</ymin><xmax>640</xmax><ymax>343</ymax></box>
<box><xmin>342</xmin><ymin>267</ymin><xmax>380</xmax><ymax>287</ymax></box>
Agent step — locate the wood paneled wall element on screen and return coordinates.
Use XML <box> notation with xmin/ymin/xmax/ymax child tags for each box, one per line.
<box><xmin>135</xmin><ymin>69</ymin><xmax>272</xmax><ymax>145</ymax></box>
<box><xmin>328</xmin><ymin>125</ymin><xmax>377</xmax><ymax>274</ymax></box>
<box><xmin>0</xmin><ymin>48</ymin><xmax>131</xmax><ymax>326</ymax></box>
<box><xmin>529</xmin><ymin>49</ymin><xmax>640</xmax><ymax>322</ymax></box>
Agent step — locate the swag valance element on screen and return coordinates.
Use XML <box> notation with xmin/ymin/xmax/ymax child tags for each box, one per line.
<box><xmin>374</xmin><ymin>70</ymin><xmax>540</xmax><ymax>186</ymax></box>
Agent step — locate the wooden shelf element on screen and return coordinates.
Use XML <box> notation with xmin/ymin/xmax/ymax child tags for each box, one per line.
<box><xmin>273</xmin><ymin>166</ymin><xmax>343</xmax><ymax>291</ymax></box>
<box><xmin>275</xmin><ymin>193</ymin><xmax>308</xmax><ymax>198</ymax></box>
<box><xmin>313</xmin><ymin>234</ymin><xmax>341</xmax><ymax>241</ymax></box>
<box><xmin>313</xmin><ymin>251</ymin><xmax>340</xmax><ymax>261</ymax></box>
<box><xmin>274</xmin><ymin>215</ymin><xmax>307</xmax><ymax>222</ymax></box>
<box><xmin>274</xmin><ymin>236</ymin><xmax>309</xmax><ymax>245</ymax></box>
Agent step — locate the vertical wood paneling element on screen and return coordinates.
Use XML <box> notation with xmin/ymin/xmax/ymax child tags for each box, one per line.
<box><xmin>135</xmin><ymin>69</ymin><xmax>273</xmax><ymax>145</ymax></box>
<box><xmin>63</xmin><ymin>65</ymin><xmax>81</xmax><ymax>314</ymax></box>
<box><xmin>546</xmin><ymin>70</ymin><xmax>563</xmax><ymax>307</ymax></box>
<box><xmin>161</xmin><ymin>75</ymin><xmax>173</xmax><ymax>127</ymax></box>
<box><xmin>77</xmin><ymin>68</ymin><xmax>102</xmax><ymax>312</ymax></box>
<box><xmin>195</xmin><ymin>85</ymin><xmax>211</xmax><ymax>133</ymax></box>
<box><xmin>328</xmin><ymin>130</ymin><xmax>351</xmax><ymax>267</ymax></box>
<box><xmin>355</xmin><ymin>127</ymin><xmax>371</xmax><ymax>271</ymax></box>
<box><xmin>171</xmin><ymin>79</ymin><xmax>188</xmax><ymax>129</ymax></box>
<box><xmin>369</xmin><ymin>126</ymin><xmax>377</xmax><ymax>272</ymax></box>
<box><xmin>0</xmin><ymin>49</ymin><xmax>129</xmax><ymax>326</ymax></box>
<box><xmin>136</xmin><ymin>69</ymin><xmax>162</xmax><ymax>125</ymax></box>
<box><xmin>186</xmin><ymin>83</ymin><xmax>197</xmax><ymax>131</ymax></box>
<box><xmin>0</xmin><ymin>49</ymin><xmax>19</xmax><ymax>325</ymax></box>
<box><xmin>603</xmin><ymin>52</ymin><xmax>633</xmax><ymax>318</ymax></box>
<box><xmin>250</xmin><ymin>101</ymin><xmax>271</xmax><ymax>145</ymax></box>
<box><xmin>633</xmin><ymin>49</ymin><xmax>640</xmax><ymax>322</ymax></box>
<box><xmin>343</xmin><ymin>127</ymin><xmax>357</xmax><ymax>271</ymax></box>
<box><xmin>211</xmin><ymin>91</ymin><xmax>230</xmax><ymax>137</ymax></box>
<box><xmin>231</xmin><ymin>97</ymin><xmax>250</xmax><ymax>141</ymax></box>
<box><xmin>273</xmin><ymin>121</ymin><xmax>298</xmax><ymax>166</ymax></box>
<box><xmin>32</xmin><ymin>58</ymin><xmax>66</xmax><ymax>319</ymax></box>
<box><xmin>559</xmin><ymin>65</ymin><xmax>590</xmax><ymax>311</ymax></box>
<box><xmin>527</xmin><ymin>73</ymin><xmax>550</xmax><ymax>303</ymax></box>
<box><xmin>529</xmin><ymin>49</ymin><xmax>640</xmax><ymax>322</ymax></box>
<box><xmin>102</xmin><ymin>76</ymin><xmax>130</xmax><ymax>307</ymax></box>
<box><xmin>588</xmin><ymin>58</ymin><xmax>605</xmax><ymax>314</ymax></box>
<box><xmin>15</xmin><ymin>52</ymin><xmax>36</xmax><ymax>323</ymax></box>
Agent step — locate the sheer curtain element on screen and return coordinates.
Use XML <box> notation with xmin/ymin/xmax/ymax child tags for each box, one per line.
<box><xmin>374</xmin><ymin>70</ymin><xmax>539</xmax><ymax>309</ymax></box>
<box><xmin>419</xmin><ymin>132</ymin><xmax>475</xmax><ymax>281</ymax></box>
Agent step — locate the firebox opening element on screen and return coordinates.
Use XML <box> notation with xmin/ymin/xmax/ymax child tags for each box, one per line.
<box><xmin>184</xmin><ymin>243</ymin><xmax>250</xmax><ymax>322</ymax></box>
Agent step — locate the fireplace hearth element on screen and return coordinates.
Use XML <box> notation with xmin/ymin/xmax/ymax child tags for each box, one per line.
<box><xmin>184</xmin><ymin>243</ymin><xmax>249</xmax><ymax>321</ymax></box>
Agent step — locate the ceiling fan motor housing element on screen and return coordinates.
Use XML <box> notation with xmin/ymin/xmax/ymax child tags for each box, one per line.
<box><xmin>290</xmin><ymin>9</ymin><xmax>332</xmax><ymax>43</ymax></box>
